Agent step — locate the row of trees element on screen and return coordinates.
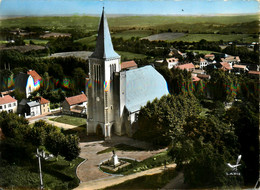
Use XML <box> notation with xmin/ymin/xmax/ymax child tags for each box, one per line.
<box><xmin>0</xmin><ymin>112</ymin><xmax>80</xmax><ymax>161</ymax></box>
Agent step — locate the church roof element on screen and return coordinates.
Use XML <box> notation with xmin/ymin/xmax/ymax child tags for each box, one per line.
<box><xmin>90</xmin><ymin>8</ymin><xmax>120</xmax><ymax>60</ymax></box>
<box><xmin>124</xmin><ymin>65</ymin><xmax>169</xmax><ymax>113</ymax></box>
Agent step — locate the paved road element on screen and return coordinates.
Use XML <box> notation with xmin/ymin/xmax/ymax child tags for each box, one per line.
<box><xmin>74</xmin><ymin>163</ymin><xmax>176</xmax><ymax>190</ymax></box>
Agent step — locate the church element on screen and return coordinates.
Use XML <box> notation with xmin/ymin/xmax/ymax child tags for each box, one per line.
<box><xmin>86</xmin><ymin>8</ymin><xmax>168</xmax><ymax>138</ymax></box>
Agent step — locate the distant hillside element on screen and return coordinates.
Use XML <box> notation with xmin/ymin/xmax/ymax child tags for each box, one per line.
<box><xmin>0</xmin><ymin>14</ymin><xmax>258</xmax><ymax>34</ymax></box>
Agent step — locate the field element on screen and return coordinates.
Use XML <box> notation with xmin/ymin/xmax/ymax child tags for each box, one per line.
<box><xmin>117</xmin><ymin>51</ymin><xmax>147</xmax><ymax>60</ymax></box>
<box><xmin>112</xmin><ymin>30</ymin><xmax>153</xmax><ymax>40</ymax></box>
<box><xmin>142</xmin><ymin>32</ymin><xmax>185</xmax><ymax>41</ymax></box>
<box><xmin>172</xmin><ymin>34</ymin><xmax>257</xmax><ymax>43</ymax></box>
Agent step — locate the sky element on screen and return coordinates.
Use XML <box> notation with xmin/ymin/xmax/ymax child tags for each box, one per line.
<box><xmin>0</xmin><ymin>0</ymin><xmax>258</xmax><ymax>17</ymax></box>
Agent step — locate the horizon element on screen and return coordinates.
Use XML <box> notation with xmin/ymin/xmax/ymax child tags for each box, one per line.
<box><xmin>0</xmin><ymin>0</ymin><xmax>258</xmax><ymax>18</ymax></box>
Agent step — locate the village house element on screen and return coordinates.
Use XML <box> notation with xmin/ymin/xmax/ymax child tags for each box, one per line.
<box><xmin>121</xmin><ymin>60</ymin><xmax>138</xmax><ymax>71</ymax></box>
<box><xmin>220</xmin><ymin>62</ymin><xmax>232</xmax><ymax>73</ymax></box>
<box><xmin>0</xmin><ymin>95</ymin><xmax>18</xmax><ymax>113</ymax></box>
<box><xmin>176</xmin><ymin>63</ymin><xmax>195</xmax><ymax>72</ymax></box>
<box><xmin>232</xmin><ymin>64</ymin><xmax>248</xmax><ymax>74</ymax></box>
<box><xmin>15</xmin><ymin>70</ymin><xmax>41</xmax><ymax>98</ymax></box>
<box><xmin>199</xmin><ymin>58</ymin><xmax>208</xmax><ymax>69</ymax></box>
<box><xmin>25</xmin><ymin>101</ymin><xmax>41</xmax><ymax>118</ymax></box>
<box><xmin>166</xmin><ymin>57</ymin><xmax>179</xmax><ymax>69</ymax></box>
<box><xmin>221</xmin><ymin>56</ymin><xmax>240</xmax><ymax>67</ymax></box>
<box><xmin>34</xmin><ymin>97</ymin><xmax>50</xmax><ymax>115</ymax></box>
<box><xmin>62</xmin><ymin>93</ymin><xmax>87</xmax><ymax>115</ymax></box>
<box><xmin>204</xmin><ymin>54</ymin><xmax>215</xmax><ymax>60</ymax></box>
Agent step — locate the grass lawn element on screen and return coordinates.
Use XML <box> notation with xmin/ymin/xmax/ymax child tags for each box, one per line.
<box><xmin>49</xmin><ymin>115</ymin><xmax>86</xmax><ymax>127</ymax></box>
<box><xmin>112</xmin><ymin>30</ymin><xmax>152</xmax><ymax>40</ymax></box>
<box><xmin>0</xmin><ymin>156</ymin><xmax>84</xmax><ymax>189</ymax></box>
<box><xmin>97</xmin><ymin>143</ymin><xmax>144</xmax><ymax>155</ymax></box>
<box><xmin>171</xmin><ymin>34</ymin><xmax>255</xmax><ymax>43</ymax></box>
<box><xmin>24</xmin><ymin>39</ymin><xmax>49</xmax><ymax>45</ymax></box>
<box><xmin>0</xmin><ymin>40</ymin><xmax>9</xmax><ymax>44</ymax></box>
<box><xmin>117</xmin><ymin>51</ymin><xmax>147</xmax><ymax>60</ymax></box>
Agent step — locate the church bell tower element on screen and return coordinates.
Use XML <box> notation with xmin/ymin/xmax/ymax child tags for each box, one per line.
<box><xmin>87</xmin><ymin>8</ymin><xmax>121</xmax><ymax>138</ymax></box>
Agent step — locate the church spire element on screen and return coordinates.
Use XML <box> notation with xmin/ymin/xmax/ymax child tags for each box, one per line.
<box><xmin>90</xmin><ymin>8</ymin><xmax>120</xmax><ymax>59</ymax></box>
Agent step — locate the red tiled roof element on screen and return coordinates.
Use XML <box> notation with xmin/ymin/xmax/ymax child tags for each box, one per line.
<box><xmin>0</xmin><ymin>95</ymin><xmax>17</xmax><ymax>105</ymax></box>
<box><xmin>233</xmin><ymin>64</ymin><xmax>246</xmax><ymax>69</ymax></box>
<box><xmin>200</xmin><ymin>57</ymin><xmax>206</xmax><ymax>62</ymax></box>
<box><xmin>27</xmin><ymin>70</ymin><xmax>42</xmax><ymax>84</ymax></box>
<box><xmin>248</xmin><ymin>71</ymin><xmax>260</xmax><ymax>75</ymax></box>
<box><xmin>197</xmin><ymin>74</ymin><xmax>210</xmax><ymax>79</ymax></box>
<box><xmin>220</xmin><ymin>62</ymin><xmax>232</xmax><ymax>70</ymax></box>
<box><xmin>176</xmin><ymin>63</ymin><xmax>195</xmax><ymax>70</ymax></box>
<box><xmin>65</xmin><ymin>94</ymin><xmax>87</xmax><ymax>106</ymax></box>
<box><xmin>192</xmin><ymin>76</ymin><xmax>201</xmax><ymax>82</ymax></box>
<box><xmin>34</xmin><ymin>97</ymin><xmax>50</xmax><ymax>104</ymax></box>
<box><xmin>121</xmin><ymin>60</ymin><xmax>137</xmax><ymax>70</ymax></box>
<box><xmin>205</xmin><ymin>54</ymin><xmax>215</xmax><ymax>58</ymax></box>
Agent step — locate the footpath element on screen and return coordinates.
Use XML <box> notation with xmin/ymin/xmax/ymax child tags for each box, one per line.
<box><xmin>74</xmin><ymin>163</ymin><xmax>176</xmax><ymax>190</ymax></box>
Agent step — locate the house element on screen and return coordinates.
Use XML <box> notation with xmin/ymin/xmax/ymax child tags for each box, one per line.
<box><xmin>15</xmin><ymin>70</ymin><xmax>41</xmax><ymax>98</ymax></box>
<box><xmin>197</xmin><ymin>74</ymin><xmax>211</xmax><ymax>80</ymax></box>
<box><xmin>232</xmin><ymin>64</ymin><xmax>248</xmax><ymax>74</ymax></box>
<box><xmin>34</xmin><ymin>97</ymin><xmax>50</xmax><ymax>115</ymax></box>
<box><xmin>168</xmin><ymin>48</ymin><xmax>183</xmax><ymax>57</ymax></box>
<box><xmin>176</xmin><ymin>63</ymin><xmax>195</xmax><ymax>72</ymax></box>
<box><xmin>0</xmin><ymin>95</ymin><xmax>18</xmax><ymax>113</ymax></box>
<box><xmin>27</xmin><ymin>70</ymin><xmax>42</xmax><ymax>88</ymax></box>
<box><xmin>62</xmin><ymin>93</ymin><xmax>87</xmax><ymax>115</ymax></box>
<box><xmin>25</xmin><ymin>101</ymin><xmax>41</xmax><ymax>118</ymax></box>
<box><xmin>204</xmin><ymin>54</ymin><xmax>215</xmax><ymax>60</ymax></box>
<box><xmin>221</xmin><ymin>56</ymin><xmax>240</xmax><ymax>67</ymax></box>
<box><xmin>166</xmin><ymin>57</ymin><xmax>179</xmax><ymax>69</ymax></box>
<box><xmin>199</xmin><ymin>58</ymin><xmax>208</xmax><ymax>69</ymax></box>
<box><xmin>220</xmin><ymin>62</ymin><xmax>232</xmax><ymax>73</ymax></box>
<box><xmin>121</xmin><ymin>60</ymin><xmax>137</xmax><ymax>70</ymax></box>
<box><xmin>248</xmin><ymin>71</ymin><xmax>260</xmax><ymax>78</ymax></box>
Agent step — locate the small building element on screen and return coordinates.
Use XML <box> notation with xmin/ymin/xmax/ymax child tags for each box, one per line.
<box><xmin>34</xmin><ymin>97</ymin><xmax>50</xmax><ymax>115</ymax></box>
<box><xmin>25</xmin><ymin>101</ymin><xmax>41</xmax><ymax>117</ymax></box>
<box><xmin>0</xmin><ymin>95</ymin><xmax>18</xmax><ymax>113</ymax></box>
<box><xmin>121</xmin><ymin>60</ymin><xmax>137</xmax><ymax>71</ymax></box>
<box><xmin>248</xmin><ymin>71</ymin><xmax>260</xmax><ymax>79</ymax></box>
<box><xmin>15</xmin><ymin>70</ymin><xmax>41</xmax><ymax>98</ymax></box>
<box><xmin>199</xmin><ymin>58</ymin><xmax>208</xmax><ymax>69</ymax></box>
<box><xmin>221</xmin><ymin>56</ymin><xmax>240</xmax><ymax>67</ymax></box>
<box><xmin>62</xmin><ymin>93</ymin><xmax>87</xmax><ymax>115</ymax></box>
<box><xmin>176</xmin><ymin>63</ymin><xmax>195</xmax><ymax>72</ymax></box>
<box><xmin>166</xmin><ymin>57</ymin><xmax>179</xmax><ymax>69</ymax></box>
<box><xmin>220</xmin><ymin>62</ymin><xmax>232</xmax><ymax>73</ymax></box>
<box><xmin>204</xmin><ymin>54</ymin><xmax>215</xmax><ymax>60</ymax></box>
<box><xmin>232</xmin><ymin>64</ymin><xmax>248</xmax><ymax>74</ymax></box>
<box><xmin>197</xmin><ymin>74</ymin><xmax>211</xmax><ymax>80</ymax></box>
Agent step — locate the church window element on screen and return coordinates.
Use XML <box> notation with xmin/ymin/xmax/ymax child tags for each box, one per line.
<box><xmin>105</xmin><ymin>109</ymin><xmax>108</xmax><ymax>123</ymax></box>
<box><xmin>105</xmin><ymin>92</ymin><xmax>108</xmax><ymax>107</ymax></box>
<box><xmin>111</xmin><ymin>105</ymin><xmax>113</xmax><ymax>110</ymax></box>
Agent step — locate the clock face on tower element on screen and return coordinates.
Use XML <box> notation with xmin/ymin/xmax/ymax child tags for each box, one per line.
<box><xmin>96</xmin><ymin>97</ymin><xmax>100</xmax><ymax>102</ymax></box>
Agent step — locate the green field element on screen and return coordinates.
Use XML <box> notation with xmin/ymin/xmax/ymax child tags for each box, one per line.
<box><xmin>50</xmin><ymin>115</ymin><xmax>86</xmax><ymax>127</ymax></box>
<box><xmin>112</xmin><ymin>30</ymin><xmax>153</xmax><ymax>40</ymax></box>
<box><xmin>74</xmin><ymin>35</ymin><xmax>96</xmax><ymax>47</ymax></box>
<box><xmin>171</xmin><ymin>34</ymin><xmax>257</xmax><ymax>42</ymax></box>
<box><xmin>186</xmin><ymin>50</ymin><xmax>219</xmax><ymax>54</ymax></box>
<box><xmin>117</xmin><ymin>51</ymin><xmax>147</xmax><ymax>60</ymax></box>
<box><xmin>24</xmin><ymin>39</ymin><xmax>49</xmax><ymax>45</ymax></box>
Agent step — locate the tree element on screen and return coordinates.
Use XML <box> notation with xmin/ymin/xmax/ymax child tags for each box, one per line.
<box><xmin>169</xmin><ymin>115</ymin><xmax>240</xmax><ymax>187</ymax></box>
<box><xmin>61</xmin><ymin>135</ymin><xmax>80</xmax><ymax>161</ymax></box>
<box><xmin>134</xmin><ymin>94</ymin><xmax>201</xmax><ymax>146</ymax></box>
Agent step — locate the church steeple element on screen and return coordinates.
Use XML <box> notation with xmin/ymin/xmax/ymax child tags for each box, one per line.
<box><xmin>90</xmin><ymin>7</ymin><xmax>120</xmax><ymax>59</ymax></box>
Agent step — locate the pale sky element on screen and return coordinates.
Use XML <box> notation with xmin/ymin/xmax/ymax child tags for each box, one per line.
<box><xmin>0</xmin><ymin>0</ymin><xmax>258</xmax><ymax>17</ymax></box>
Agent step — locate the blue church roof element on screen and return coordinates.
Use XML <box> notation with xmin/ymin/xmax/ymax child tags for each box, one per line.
<box><xmin>125</xmin><ymin>65</ymin><xmax>169</xmax><ymax>113</ymax></box>
<box><xmin>90</xmin><ymin>8</ymin><xmax>120</xmax><ymax>60</ymax></box>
